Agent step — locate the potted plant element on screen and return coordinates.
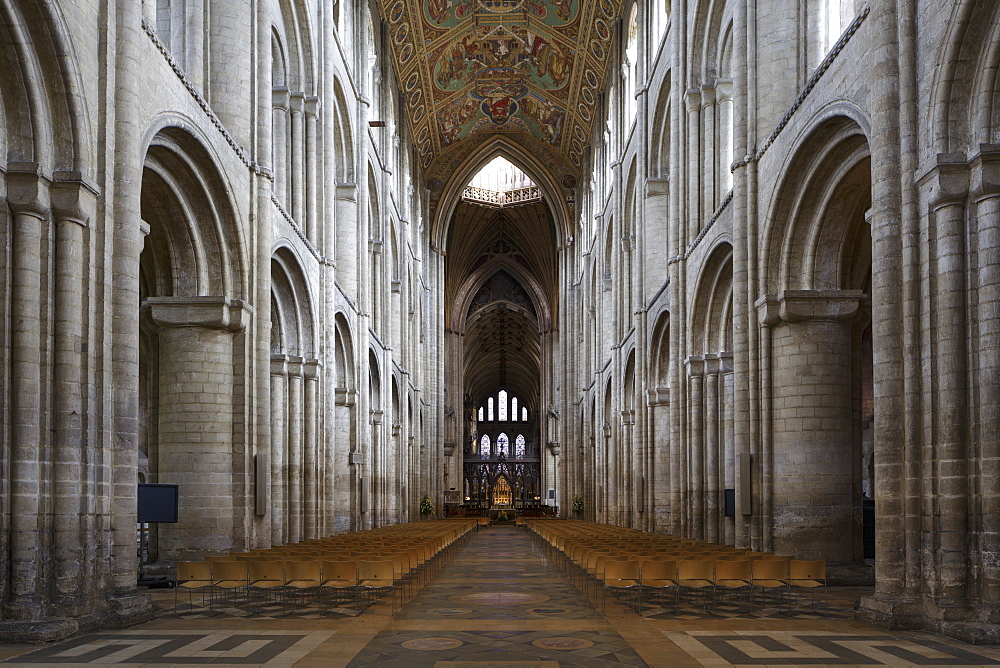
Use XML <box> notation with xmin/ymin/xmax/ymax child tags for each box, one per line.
<box><xmin>419</xmin><ymin>494</ymin><xmax>434</xmax><ymax>518</ymax></box>
<box><xmin>571</xmin><ymin>495</ymin><xmax>584</xmax><ymax>516</ymax></box>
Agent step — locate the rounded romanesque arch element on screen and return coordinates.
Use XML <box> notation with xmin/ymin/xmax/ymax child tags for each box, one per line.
<box><xmin>757</xmin><ymin>114</ymin><xmax>872</xmax><ymax>566</ymax></box>
<box><xmin>138</xmin><ymin>123</ymin><xmax>250</xmax><ymax>564</ymax></box>
<box><xmin>269</xmin><ymin>246</ymin><xmax>319</xmax><ymax>545</ymax></box>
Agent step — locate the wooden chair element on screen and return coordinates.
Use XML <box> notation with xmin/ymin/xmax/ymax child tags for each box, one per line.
<box><xmin>638</xmin><ymin>559</ymin><xmax>678</xmax><ymax>614</ymax></box>
<box><xmin>284</xmin><ymin>560</ymin><xmax>323</xmax><ymax>611</ymax></box>
<box><xmin>714</xmin><ymin>559</ymin><xmax>753</xmax><ymax>612</ymax></box>
<box><xmin>211</xmin><ymin>560</ymin><xmax>250</xmax><ymax>612</ymax></box>
<box><xmin>677</xmin><ymin>559</ymin><xmax>716</xmax><ymax>610</ymax></box>
<box><xmin>174</xmin><ymin>561</ymin><xmax>214</xmax><ymax>613</ymax></box>
<box><xmin>602</xmin><ymin>560</ymin><xmax>641</xmax><ymax>612</ymax></box>
<box><xmin>321</xmin><ymin>560</ymin><xmax>358</xmax><ymax>610</ymax></box>
<box><xmin>247</xmin><ymin>560</ymin><xmax>286</xmax><ymax>615</ymax></box>
<box><xmin>358</xmin><ymin>560</ymin><xmax>397</xmax><ymax>614</ymax></box>
<box><xmin>751</xmin><ymin>558</ymin><xmax>790</xmax><ymax>611</ymax></box>
<box><xmin>786</xmin><ymin>559</ymin><xmax>826</xmax><ymax>609</ymax></box>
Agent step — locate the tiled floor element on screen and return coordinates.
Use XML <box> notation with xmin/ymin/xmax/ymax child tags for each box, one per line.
<box><xmin>2</xmin><ymin>527</ymin><xmax>999</xmax><ymax>666</ymax></box>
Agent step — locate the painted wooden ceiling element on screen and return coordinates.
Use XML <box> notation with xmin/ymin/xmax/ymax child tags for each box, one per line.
<box><xmin>379</xmin><ymin>0</ymin><xmax>624</xmax><ymax>185</ymax></box>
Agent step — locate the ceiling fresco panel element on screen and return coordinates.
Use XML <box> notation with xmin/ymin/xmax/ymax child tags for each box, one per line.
<box><xmin>380</xmin><ymin>0</ymin><xmax>625</xmax><ymax>182</ymax></box>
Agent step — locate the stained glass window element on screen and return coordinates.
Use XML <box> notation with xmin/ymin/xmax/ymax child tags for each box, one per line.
<box><xmin>497</xmin><ymin>433</ymin><xmax>509</xmax><ymax>457</ymax></box>
<box><xmin>522</xmin><ymin>407</ymin><xmax>528</xmax><ymax>421</ymax></box>
<box><xmin>511</xmin><ymin>397</ymin><xmax>518</xmax><ymax>421</ymax></box>
<box><xmin>478</xmin><ymin>406</ymin><xmax>484</xmax><ymax>421</ymax></box>
<box><xmin>515</xmin><ymin>434</ymin><xmax>526</xmax><ymax>459</ymax></box>
<box><xmin>480</xmin><ymin>434</ymin><xmax>491</xmax><ymax>458</ymax></box>
<box><xmin>498</xmin><ymin>390</ymin><xmax>508</xmax><ymax>421</ymax></box>
<box><xmin>488</xmin><ymin>397</ymin><xmax>494</xmax><ymax>421</ymax></box>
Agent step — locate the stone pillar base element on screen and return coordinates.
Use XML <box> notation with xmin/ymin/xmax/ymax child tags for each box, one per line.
<box><xmin>103</xmin><ymin>592</ymin><xmax>156</xmax><ymax>630</ymax></box>
<box><xmin>858</xmin><ymin>594</ymin><xmax>1000</xmax><ymax>645</ymax></box>
<box><xmin>0</xmin><ymin>592</ymin><xmax>154</xmax><ymax>642</ymax></box>
<box><xmin>856</xmin><ymin>593</ymin><xmax>924</xmax><ymax>631</ymax></box>
<box><xmin>0</xmin><ymin>619</ymin><xmax>81</xmax><ymax>642</ymax></box>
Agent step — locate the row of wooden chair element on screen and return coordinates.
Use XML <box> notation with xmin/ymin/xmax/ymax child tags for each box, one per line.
<box><xmin>525</xmin><ymin>519</ymin><xmax>827</xmax><ymax>615</ymax></box>
<box><xmin>174</xmin><ymin>519</ymin><xmax>477</xmax><ymax>616</ymax></box>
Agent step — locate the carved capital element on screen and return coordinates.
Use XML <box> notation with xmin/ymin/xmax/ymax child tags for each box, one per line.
<box><xmin>970</xmin><ymin>144</ymin><xmax>1000</xmax><ymax>202</ymax></box>
<box><xmin>6</xmin><ymin>162</ymin><xmax>50</xmax><ymax>218</ymax></box>
<box><xmin>303</xmin><ymin>358</ymin><xmax>321</xmax><ymax>379</ymax></box>
<box><xmin>146</xmin><ymin>296</ymin><xmax>253</xmax><ymax>331</ymax></box>
<box><xmin>336</xmin><ymin>182</ymin><xmax>357</xmax><ymax>201</ymax></box>
<box><xmin>757</xmin><ymin>290</ymin><xmax>863</xmax><ymax>325</ymax></box>
<box><xmin>685</xmin><ymin>355</ymin><xmax>705</xmax><ymax>377</ymax></box>
<box><xmin>286</xmin><ymin>355</ymin><xmax>305</xmax><ymax>377</ymax></box>
<box><xmin>51</xmin><ymin>171</ymin><xmax>98</xmax><ymax>226</ymax></box>
<box><xmin>925</xmin><ymin>153</ymin><xmax>969</xmax><ymax>210</ymax></box>
<box><xmin>304</xmin><ymin>95</ymin><xmax>320</xmax><ymax>117</ymax></box>
<box><xmin>272</xmin><ymin>86</ymin><xmax>290</xmax><ymax>110</ymax></box>
<box><xmin>270</xmin><ymin>354</ymin><xmax>289</xmax><ymax>376</ymax></box>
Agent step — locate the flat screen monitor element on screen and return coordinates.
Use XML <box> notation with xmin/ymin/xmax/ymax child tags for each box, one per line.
<box><xmin>137</xmin><ymin>484</ymin><xmax>179</xmax><ymax>523</ymax></box>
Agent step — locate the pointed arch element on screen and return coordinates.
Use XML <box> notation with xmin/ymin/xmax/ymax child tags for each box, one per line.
<box><xmin>431</xmin><ymin>138</ymin><xmax>573</xmax><ymax>250</ymax></box>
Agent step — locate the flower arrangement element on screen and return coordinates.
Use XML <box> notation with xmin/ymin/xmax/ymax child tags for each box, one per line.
<box><xmin>419</xmin><ymin>494</ymin><xmax>434</xmax><ymax>516</ymax></box>
<box><xmin>496</xmin><ymin>510</ymin><xmax>510</xmax><ymax>522</ymax></box>
<box><xmin>571</xmin><ymin>495</ymin><xmax>584</xmax><ymax>515</ymax></box>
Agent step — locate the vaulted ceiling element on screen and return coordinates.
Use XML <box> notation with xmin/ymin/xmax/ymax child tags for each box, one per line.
<box><xmin>445</xmin><ymin>196</ymin><xmax>556</xmax><ymax>408</ymax></box>
<box><xmin>379</xmin><ymin>0</ymin><xmax>624</xmax><ymax>185</ymax></box>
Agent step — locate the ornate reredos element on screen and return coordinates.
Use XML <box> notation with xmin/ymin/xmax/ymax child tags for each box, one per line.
<box><xmin>379</xmin><ymin>0</ymin><xmax>625</xmax><ymax>183</ymax></box>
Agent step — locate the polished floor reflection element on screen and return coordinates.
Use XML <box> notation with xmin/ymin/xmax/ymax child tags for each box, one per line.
<box><xmin>2</xmin><ymin>526</ymin><xmax>999</xmax><ymax>666</ymax></box>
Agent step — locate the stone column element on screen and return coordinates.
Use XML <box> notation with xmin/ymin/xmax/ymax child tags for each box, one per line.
<box><xmin>621</xmin><ymin>410</ymin><xmax>635</xmax><ymax>527</ymax></box>
<box><xmin>371</xmin><ymin>409</ymin><xmax>384</xmax><ymax>527</ymax></box>
<box><xmin>303</xmin><ymin>360</ymin><xmax>320</xmax><ymax>539</ymax></box>
<box><xmin>717</xmin><ymin>80</ymin><xmax>734</xmax><ymax>193</ymax></box>
<box><xmin>687</xmin><ymin>356</ymin><xmax>705</xmax><ymax>539</ymax></box>
<box><xmin>762</xmin><ymin>290</ymin><xmax>863</xmax><ymax>562</ymax></box>
<box><xmin>705</xmin><ymin>353</ymin><xmax>721</xmax><ymax>544</ymax></box>
<box><xmin>304</xmin><ymin>96</ymin><xmax>319</xmax><ymax>242</ymax></box>
<box><xmin>335</xmin><ymin>184</ymin><xmax>359</xmax><ymax>297</ymax></box>
<box><xmin>334</xmin><ymin>388</ymin><xmax>356</xmax><ymax>533</ymax></box>
<box><xmin>272</xmin><ymin>87</ymin><xmax>289</xmax><ymax>205</ymax></box>
<box><xmin>702</xmin><ymin>84</ymin><xmax>716</xmax><ymax>216</ymax></box>
<box><xmin>270</xmin><ymin>355</ymin><xmax>288</xmax><ymax>545</ymax></box>
<box><xmin>722</xmin><ymin>355</ymin><xmax>735</xmax><ymax>546</ymax></box>
<box><xmin>287</xmin><ymin>356</ymin><xmax>304</xmax><ymax>543</ymax></box>
<box><xmin>686</xmin><ymin>90</ymin><xmax>702</xmax><ymax>241</ymax></box>
<box><xmin>972</xmin><ymin>147</ymin><xmax>1000</xmax><ymax>607</ymax></box>
<box><xmin>51</xmin><ymin>174</ymin><xmax>97</xmax><ymax>613</ymax></box>
<box><xmin>928</xmin><ymin>158</ymin><xmax>969</xmax><ymax>603</ymax></box>
<box><xmin>148</xmin><ymin>297</ymin><xmax>250</xmax><ymax>560</ymax></box>
<box><xmin>4</xmin><ymin>165</ymin><xmax>50</xmax><ymax>621</ymax></box>
<box><xmin>185</xmin><ymin>0</ymin><xmax>205</xmax><ymax>89</ymax></box>
<box><xmin>289</xmin><ymin>92</ymin><xmax>305</xmax><ymax>225</ymax></box>
<box><xmin>602</xmin><ymin>423</ymin><xmax>612</xmax><ymax>523</ymax></box>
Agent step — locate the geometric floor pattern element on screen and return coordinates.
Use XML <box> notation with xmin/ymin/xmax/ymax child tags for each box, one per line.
<box><xmin>3</xmin><ymin>526</ymin><xmax>1000</xmax><ymax>666</ymax></box>
<box><xmin>667</xmin><ymin>630</ymin><xmax>1000</xmax><ymax>666</ymax></box>
<box><xmin>4</xmin><ymin>630</ymin><xmax>334</xmax><ymax>664</ymax></box>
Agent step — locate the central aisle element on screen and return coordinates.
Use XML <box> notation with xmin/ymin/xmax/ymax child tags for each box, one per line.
<box><xmin>347</xmin><ymin>525</ymin><xmax>648</xmax><ymax>666</ymax></box>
